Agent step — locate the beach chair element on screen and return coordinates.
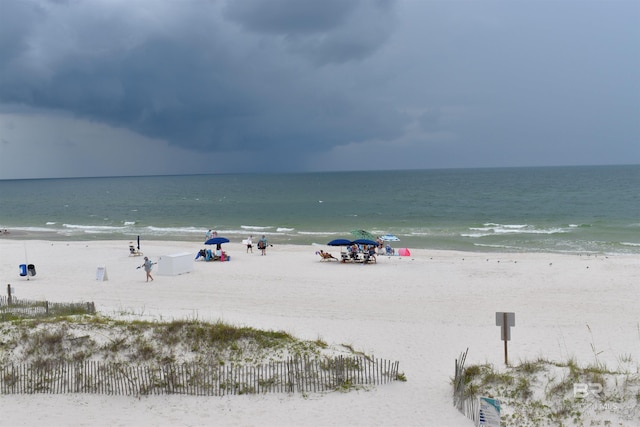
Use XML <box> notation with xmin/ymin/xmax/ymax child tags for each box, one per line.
<box><xmin>129</xmin><ymin>244</ymin><xmax>143</xmax><ymax>257</ymax></box>
<box><xmin>317</xmin><ymin>250</ymin><xmax>338</xmax><ymax>261</ymax></box>
<box><xmin>364</xmin><ymin>250</ymin><xmax>376</xmax><ymax>264</ymax></box>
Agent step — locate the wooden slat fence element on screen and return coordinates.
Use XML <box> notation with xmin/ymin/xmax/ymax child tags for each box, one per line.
<box><xmin>0</xmin><ymin>295</ymin><xmax>95</xmax><ymax>320</ymax></box>
<box><xmin>0</xmin><ymin>356</ymin><xmax>400</xmax><ymax>396</ymax></box>
<box><xmin>453</xmin><ymin>348</ymin><xmax>480</xmax><ymax>425</ymax></box>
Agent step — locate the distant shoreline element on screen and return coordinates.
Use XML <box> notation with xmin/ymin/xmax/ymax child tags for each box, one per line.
<box><xmin>1</xmin><ymin>235</ymin><xmax>635</xmax><ymax>259</ymax></box>
<box><xmin>0</xmin><ymin>230</ymin><xmax>29</xmax><ymax>237</ymax></box>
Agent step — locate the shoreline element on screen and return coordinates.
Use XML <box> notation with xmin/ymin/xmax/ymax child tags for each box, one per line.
<box><xmin>1</xmin><ymin>232</ymin><xmax>637</xmax><ymax>256</ymax></box>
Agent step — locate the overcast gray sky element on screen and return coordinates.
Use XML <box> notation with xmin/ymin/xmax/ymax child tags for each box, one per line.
<box><xmin>1</xmin><ymin>0</ymin><xmax>638</xmax><ymax>179</ymax></box>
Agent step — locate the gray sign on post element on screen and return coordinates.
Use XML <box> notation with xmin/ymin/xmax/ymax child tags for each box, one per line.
<box><xmin>495</xmin><ymin>312</ymin><xmax>515</xmax><ymax>340</ymax></box>
<box><xmin>495</xmin><ymin>312</ymin><xmax>515</xmax><ymax>365</ymax></box>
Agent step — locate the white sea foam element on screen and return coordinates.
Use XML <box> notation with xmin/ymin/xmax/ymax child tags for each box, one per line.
<box><xmin>241</xmin><ymin>225</ymin><xmax>272</xmax><ymax>231</ymax></box>
<box><xmin>484</xmin><ymin>223</ymin><xmax>528</xmax><ymax>229</ymax></box>
<box><xmin>621</xmin><ymin>242</ymin><xmax>640</xmax><ymax>247</ymax></box>
<box><xmin>123</xmin><ymin>221</ymin><xmax>136</xmax><ymax>226</ymax></box>
<box><xmin>297</xmin><ymin>231</ymin><xmax>341</xmax><ymax>236</ymax></box>
<box><xmin>496</xmin><ymin>227</ymin><xmax>567</xmax><ymax>235</ymax></box>
<box><xmin>223</xmin><ymin>229</ymin><xmax>267</xmax><ymax>235</ymax></box>
<box><xmin>63</xmin><ymin>224</ymin><xmax>126</xmax><ymax>231</ymax></box>
<box><xmin>407</xmin><ymin>231</ymin><xmax>431</xmax><ymax>237</ymax></box>
<box><xmin>462</xmin><ymin>232</ymin><xmax>492</xmax><ymax>238</ymax></box>
<box><xmin>276</xmin><ymin>227</ymin><xmax>295</xmax><ymax>232</ymax></box>
<box><xmin>569</xmin><ymin>223</ymin><xmax>591</xmax><ymax>228</ymax></box>
<box><xmin>473</xmin><ymin>243</ymin><xmax>523</xmax><ymax>250</ymax></box>
<box><xmin>12</xmin><ymin>226</ymin><xmax>56</xmax><ymax>233</ymax></box>
<box><xmin>146</xmin><ymin>226</ymin><xmax>203</xmax><ymax>235</ymax></box>
<box><xmin>468</xmin><ymin>223</ymin><xmax>569</xmax><ymax>236</ymax></box>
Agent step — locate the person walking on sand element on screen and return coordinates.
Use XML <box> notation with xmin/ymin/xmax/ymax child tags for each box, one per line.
<box><xmin>141</xmin><ymin>256</ymin><xmax>154</xmax><ymax>282</ymax></box>
<box><xmin>257</xmin><ymin>235</ymin><xmax>268</xmax><ymax>256</ymax></box>
<box><xmin>246</xmin><ymin>235</ymin><xmax>253</xmax><ymax>253</ymax></box>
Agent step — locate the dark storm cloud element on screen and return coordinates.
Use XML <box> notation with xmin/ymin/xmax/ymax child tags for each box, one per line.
<box><xmin>224</xmin><ymin>0</ymin><xmax>355</xmax><ymax>34</ymax></box>
<box><xmin>224</xmin><ymin>0</ymin><xmax>395</xmax><ymax>65</ymax></box>
<box><xmin>1</xmin><ymin>0</ymin><xmax>638</xmax><ymax>179</ymax></box>
<box><xmin>0</xmin><ymin>0</ymin><xmax>33</xmax><ymax>61</ymax></box>
<box><xmin>0</xmin><ymin>0</ymin><xmax>403</xmax><ymax>158</ymax></box>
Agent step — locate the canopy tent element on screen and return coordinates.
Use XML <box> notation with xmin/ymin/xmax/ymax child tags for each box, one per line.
<box><xmin>350</xmin><ymin>229</ymin><xmax>376</xmax><ymax>241</ymax></box>
<box><xmin>398</xmin><ymin>248</ymin><xmax>411</xmax><ymax>257</ymax></box>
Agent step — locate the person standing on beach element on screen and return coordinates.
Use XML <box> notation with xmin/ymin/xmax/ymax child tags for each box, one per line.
<box><xmin>141</xmin><ymin>257</ymin><xmax>154</xmax><ymax>282</ymax></box>
<box><xmin>257</xmin><ymin>235</ymin><xmax>268</xmax><ymax>256</ymax></box>
<box><xmin>246</xmin><ymin>235</ymin><xmax>253</xmax><ymax>253</ymax></box>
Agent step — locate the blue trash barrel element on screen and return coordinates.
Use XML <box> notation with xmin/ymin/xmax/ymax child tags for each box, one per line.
<box><xmin>19</xmin><ymin>264</ymin><xmax>27</xmax><ymax>276</ymax></box>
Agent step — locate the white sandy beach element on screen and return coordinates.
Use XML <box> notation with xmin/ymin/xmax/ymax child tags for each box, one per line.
<box><xmin>0</xmin><ymin>238</ymin><xmax>638</xmax><ymax>426</ymax></box>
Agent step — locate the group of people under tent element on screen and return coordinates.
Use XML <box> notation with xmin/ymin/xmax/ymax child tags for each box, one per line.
<box><xmin>342</xmin><ymin>243</ymin><xmax>377</xmax><ymax>263</ymax></box>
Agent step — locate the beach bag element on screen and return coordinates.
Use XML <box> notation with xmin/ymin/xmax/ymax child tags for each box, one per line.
<box><xmin>257</xmin><ymin>240</ymin><xmax>266</xmax><ymax>250</ymax></box>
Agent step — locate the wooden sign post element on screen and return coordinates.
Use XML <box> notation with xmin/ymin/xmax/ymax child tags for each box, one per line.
<box><xmin>495</xmin><ymin>312</ymin><xmax>515</xmax><ymax>365</ymax></box>
<box><xmin>7</xmin><ymin>284</ymin><xmax>14</xmax><ymax>305</ymax></box>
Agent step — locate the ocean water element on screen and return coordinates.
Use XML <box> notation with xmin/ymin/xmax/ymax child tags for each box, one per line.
<box><xmin>0</xmin><ymin>165</ymin><xmax>638</xmax><ymax>255</ymax></box>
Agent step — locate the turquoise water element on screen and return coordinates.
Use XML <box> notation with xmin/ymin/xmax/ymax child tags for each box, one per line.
<box><xmin>0</xmin><ymin>165</ymin><xmax>638</xmax><ymax>254</ymax></box>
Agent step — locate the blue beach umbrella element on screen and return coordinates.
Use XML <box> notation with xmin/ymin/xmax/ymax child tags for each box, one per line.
<box><xmin>327</xmin><ymin>239</ymin><xmax>353</xmax><ymax>246</ymax></box>
<box><xmin>205</xmin><ymin>237</ymin><xmax>230</xmax><ymax>245</ymax></box>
